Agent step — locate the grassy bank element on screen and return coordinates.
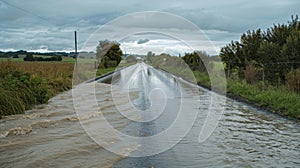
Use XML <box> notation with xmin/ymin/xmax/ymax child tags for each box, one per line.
<box><xmin>193</xmin><ymin>71</ymin><xmax>300</xmax><ymax>121</ymax></box>
<box><xmin>226</xmin><ymin>80</ymin><xmax>300</xmax><ymax>120</ymax></box>
<box><xmin>0</xmin><ymin>61</ymin><xmax>74</xmax><ymax>117</ymax></box>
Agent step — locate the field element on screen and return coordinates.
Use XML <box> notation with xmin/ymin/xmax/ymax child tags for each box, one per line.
<box><xmin>0</xmin><ymin>57</ymin><xmax>136</xmax><ymax>117</ymax></box>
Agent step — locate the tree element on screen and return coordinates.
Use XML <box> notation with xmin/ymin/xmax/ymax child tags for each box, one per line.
<box><xmin>258</xmin><ymin>41</ymin><xmax>285</xmax><ymax>84</ymax></box>
<box><xmin>24</xmin><ymin>53</ymin><xmax>34</xmax><ymax>61</ymax></box>
<box><xmin>220</xmin><ymin>15</ymin><xmax>300</xmax><ymax>85</ymax></box>
<box><xmin>282</xmin><ymin>30</ymin><xmax>300</xmax><ymax>69</ymax></box>
<box><xmin>96</xmin><ymin>40</ymin><xmax>122</xmax><ymax>68</ymax></box>
<box><xmin>240</xmin><ymin>29</ymin><xmax>263</xmax><ymax>63</ymax></box>
<box><xmin>220</xmin><ymin>41</ymin><xmax>243</xmax><ymax>76</ymax></box>
<box><xmin>182</xmin><ymin>51</ymin><xmax>208</xmax><ymax>72</ymax></box>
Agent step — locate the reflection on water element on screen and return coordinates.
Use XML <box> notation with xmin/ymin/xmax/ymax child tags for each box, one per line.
<box><xmin>0</xmin><ymin>63</ymin><xmax>299</xmax><ymax>167</ymax></box>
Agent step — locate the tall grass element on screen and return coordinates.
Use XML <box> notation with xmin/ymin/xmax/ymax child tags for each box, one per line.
<box><xmin>227</xmin><ymin>79</ymin><xmax>300</xmax><ymax>120</ymax></box>
<box><xmin>0</xmin><ymin>61</ymin><xmax>74</xmax><ymax>117</ymax></box>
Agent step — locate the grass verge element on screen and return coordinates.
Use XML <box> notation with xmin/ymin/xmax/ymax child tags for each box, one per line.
<box><xmin>193</xmin><ymin>70</ymin><xmax>300</xmax><ymax>121</ymax></box>
<box><xmin>0</xmin><ymin>61</ymin><xmax>73</xmax><ymax>117</ymax></box>
<box><xmin>226</xmin><ymin>80</ymin><xmax>300</xmax><ymax>120</ymax></box>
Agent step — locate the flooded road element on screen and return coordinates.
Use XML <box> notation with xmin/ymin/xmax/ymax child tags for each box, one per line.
<box><xmin>1</xmin><ymin>63</ymin><xmax>299</xmax><ymax>167</ymax></box>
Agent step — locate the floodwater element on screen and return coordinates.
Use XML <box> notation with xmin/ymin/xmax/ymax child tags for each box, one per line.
<box><xmin>0</xmin><ymin>63</ymin><xmax>299</xmax><ymax>168</ymax></box>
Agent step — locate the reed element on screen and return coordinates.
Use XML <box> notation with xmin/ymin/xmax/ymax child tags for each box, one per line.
<box><xmin>0</xmin><ymin>61</ymin><xmax>74</xmax><ymax>116</ymax></box>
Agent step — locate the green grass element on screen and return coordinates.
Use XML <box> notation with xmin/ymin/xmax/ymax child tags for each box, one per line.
<box><xmin>96</xmin><ymin>67</ymin><xmax>116</xmax><ymax>76</ymax></box>
<box><xmin>96</xmin><ymin>60</ymin><xmax>136</xmax><ymax>76</ymax></box>
<box><xmin>193</xmin><ymin>71</ymin><xmax>211</xmax><ymax>87</ymax></box>
<box><xmin>193</xmin><ymin>69</ymin><xmax>300</xmax><ymax>120</ymax></box>
<box><xmin>227</xmin><ymin>80</ymin><xmax>300</xmax><ymax>120</ymax></box>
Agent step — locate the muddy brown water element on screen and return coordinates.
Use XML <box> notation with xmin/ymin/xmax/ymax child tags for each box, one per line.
<box><xmin>1</xmin><ymin>63</ymin><xmax>299</xmax><ymax>168</ymax></box>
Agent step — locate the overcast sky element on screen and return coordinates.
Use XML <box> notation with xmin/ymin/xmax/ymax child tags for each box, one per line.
<box><xmin>0</xmin><ymin>0</ymin><xmax>299</xmax><ymax>55</ymax></box>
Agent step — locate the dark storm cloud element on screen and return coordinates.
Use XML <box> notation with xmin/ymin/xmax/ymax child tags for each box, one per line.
<box><xmin>0</xmin><ymin>0</ymin><xmax>299</xmax><ymax>53</ymax></box>
<box><xmin>137</xmin><ymin>39</ymin><xmax>150</xmax><ymax>44</ymax></box>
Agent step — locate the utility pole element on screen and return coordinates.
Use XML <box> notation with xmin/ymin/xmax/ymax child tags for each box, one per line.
<box><xmin>74</xmin><ymin>31</ymin><xmax>78</xmax><ymax>65</ymax></box>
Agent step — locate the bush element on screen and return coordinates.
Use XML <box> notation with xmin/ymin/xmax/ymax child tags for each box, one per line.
<box><xmin>24</xmin><ymin>54</ymin><xmax>34</xmax><ymax>61</ymax></box>
<box><xmin>244</xmin><ymin>64</ymin><xmax>259</xmax><ymax>84</ymax></box>
<box><xmin>24</xmin><ymin>55</ymin><xmax>62</xmax><ymax>62</ymax></box>
<box><xmin>287</xmin><ymin>68</ymin><xmax>300</xmax><ymax>93</ymax></box>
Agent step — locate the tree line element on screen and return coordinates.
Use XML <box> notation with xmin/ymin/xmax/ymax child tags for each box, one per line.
<box><xmin>24</xmin><ymin>54</ymin><xmax>62</xmax><ymax>62</ymax></box>
<box><xmin>220</xmin><ymin>15</ymin><xmax>300</xmax><ymax>91</ymax></box>
<box><xmin>0</xmin><ymin>50</ymin><xmax>69</xmax><ymax>58</ymax></box>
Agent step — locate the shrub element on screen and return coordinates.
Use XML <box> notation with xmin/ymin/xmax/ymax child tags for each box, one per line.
<box><xmin>244</xmin><ymin>64</ymin><xmax>259</xmax><ymax>84</ymax></box>
<box><xmin>287</xmin><ymin>68</ymin><xmax>300</xmax><ymax>93</ymax></box>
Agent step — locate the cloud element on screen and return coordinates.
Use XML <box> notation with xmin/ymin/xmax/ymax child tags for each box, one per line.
<box><xmin>121</xmin><ymin>39</ymin><xmax>194</xmax><ymax>56</ymax></box>
<box><xmin>0</xmin><ymin>0</ymin><xmax>299</xmax><ymax>54</ymax></box>
<box><xmin>137</xmin><ymin>39</ymin><xmax>150</xmax><ymax>44</ymax></box>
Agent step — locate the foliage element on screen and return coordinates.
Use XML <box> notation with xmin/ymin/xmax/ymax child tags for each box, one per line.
<box><xmin>220</xmin><ymin>15</ymin><xmax>300</xmax><ymax>85</ymax></box>
<box><xmin>148</xmin><ymin>53</ymin><xmax>196</xmax><ymax>82</ymax></box>
<box><xmin>24</xmin><ymin>53</ymin><xmax>62</xmax><ymax>62</ymax></box>
<box><xmin>96</xmin><ymin>40</ymin><xmax>122</xmax><ymax>68</ymax></box>
<box><xmin>227</xmin><ymin>79</ymin><xmax>300</xmax><ymax>120</ymax></box>
<box><xmin>0</xmin><ymin>61</ymin><xmax>73</xmax><ymax>116</ymax></box>
<box><xmin>243</xmin><ymin>63</ymin><xmax>259</xmax><ymax>84</ymax></box>
<box><xmin>282</xmin><ymin>30</ymin><xmax>300</xmax><ymax>69</ymax></box>
<box><xmin>182</xmin><ymin>51</ymin><xmax>208</xmax><ymax>71</ymax></box>
<box><xmin>217</xmin><ymin>15</ymin><xmax>300</xmax><ymax>120</ymax></box>
<box><xmin>286</xmin><ymin>68</ymin><xmax>300</xmax><ymax>93</ymax></box>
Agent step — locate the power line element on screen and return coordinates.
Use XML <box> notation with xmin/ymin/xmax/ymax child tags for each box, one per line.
<box><xmin>0</xmin><ymin>0</ymin><xmax>53</xmax><ymax>25</ymax></box>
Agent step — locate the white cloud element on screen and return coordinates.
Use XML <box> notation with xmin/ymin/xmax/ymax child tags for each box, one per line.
<box><xmin>121</xmin><ymin>39</ymin><xmax>195</xmax><ymax>56</ymax></box>
<box><xmin>0</xmin><ymin>0</ymin><xmax>299</xmax><ymax>54</ymax></box>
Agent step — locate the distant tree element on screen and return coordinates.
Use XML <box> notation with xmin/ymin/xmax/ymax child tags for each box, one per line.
<box><xmin>147</xmin><ymin>51</ymin><xmax>155</xmax><ymax>57</ymax></box>
<box><xmin>24</xmin><ymin>53</ymin><xmax>34</xmax><ymax>61</ymax></box>
<box><xmin>24</xmin><ymin>54</ymin><xmax>62</xmax><ymax>62</ymax></box>
<box><xmin>126</xmin><ymin>55</ymin><xmax>137</xmax><ymax>63</ymax></box>
<box><xmin>182</xmin><ymin>51</ymin><xmax>208</xmax><ymax>72</ymax></box>
<box><xmin>96</xmin><ymin>40</ymin><xmax>122</xmax><ymax>68</ymax></box>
